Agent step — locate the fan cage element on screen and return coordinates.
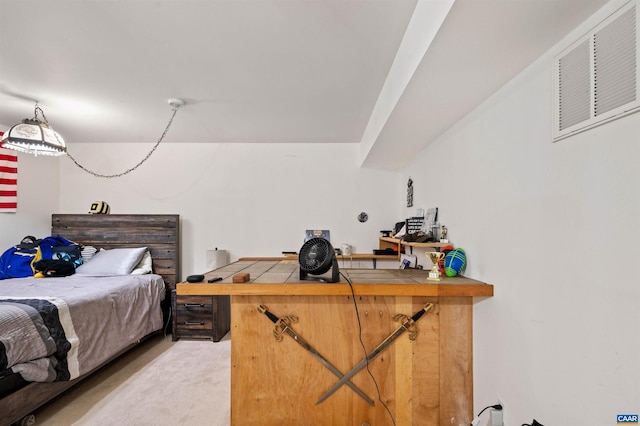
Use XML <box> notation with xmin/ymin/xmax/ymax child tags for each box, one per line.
<box><xmin>299</xmin><ymin>238</ymin><xmax>333</xmax><ymax>274</ymax></box>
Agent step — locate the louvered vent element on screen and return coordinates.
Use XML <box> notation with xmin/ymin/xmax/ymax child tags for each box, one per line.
<box><xmin>553</xmin><ymin>0</ymin><xmax>639</xmax><ymax>141</ymax></box>
<box><xmin>558</xmin><ymin>40</ymin><xmax>591</xmax><ymax>130</ymax></box>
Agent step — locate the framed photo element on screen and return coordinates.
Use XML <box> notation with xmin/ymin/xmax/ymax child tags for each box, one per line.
<box><xmin>305</xmin><ymin>230</ymin><xmax>330</xmax><ymax>242</ymax></box>
<box><xmin>425</xmin><ymin>207</ymin><xmax>438</xmax><ymax>225</ymax></box>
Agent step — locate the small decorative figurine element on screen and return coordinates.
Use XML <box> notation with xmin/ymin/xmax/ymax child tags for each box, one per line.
<box><xmin>407</xmin><ymin>178</ymin><xmax>413</xmax><ymax>208</ymax></box>
<box><xmin>440</xmin><ymin>225</ymin><xmax>448</xmax><ymax>241</ymax></box>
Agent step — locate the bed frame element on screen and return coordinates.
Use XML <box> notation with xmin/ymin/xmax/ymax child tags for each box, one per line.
<box><xmin>0</xmin><ymin>214</ymin><xmax>180</xmax><ymax>426</ymax></box>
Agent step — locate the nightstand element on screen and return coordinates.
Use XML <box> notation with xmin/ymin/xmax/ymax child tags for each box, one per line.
<box><xmin>171</xmin><ymin>289</ymin><xmax>230</xmax><ymax>342</ymax></box>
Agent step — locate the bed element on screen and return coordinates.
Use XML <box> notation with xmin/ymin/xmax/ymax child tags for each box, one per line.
<box><xmin>0</xmin><ymin>214</ymin><xmax>180</xmax><ymax>426</ymax></box>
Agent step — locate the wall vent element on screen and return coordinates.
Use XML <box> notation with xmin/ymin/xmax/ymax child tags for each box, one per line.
<box><xmin>553</xmin><ymin>0</ymin><xmax>639</xmax><ymax>141</ymax></box>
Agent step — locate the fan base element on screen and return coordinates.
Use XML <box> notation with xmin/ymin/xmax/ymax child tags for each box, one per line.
<box><xmin>300</xmin><ymin>258</ymin><xmax>339</xmax><ymax>283</ymax></box>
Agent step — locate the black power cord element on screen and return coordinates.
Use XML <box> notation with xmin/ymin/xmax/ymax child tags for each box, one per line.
<box><xmin>341</xmin><ymin>271</ymin><xmax>396</xmax><ymax>426</ymax></box>
<box><xmin>522</xmin><ymin>421</ymin><xmax>544</xmax><ymax>426</ymax></box>
<box><xmin>469</xmin><ymin>404</ymin><xmax>503</xmax><ymax>426</ymax></box>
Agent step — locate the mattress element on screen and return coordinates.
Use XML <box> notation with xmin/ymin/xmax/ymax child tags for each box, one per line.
<box><xmin>0</xmin><ymin>274</ymin><xmax>165</xmax><ymax>383</ymax></box>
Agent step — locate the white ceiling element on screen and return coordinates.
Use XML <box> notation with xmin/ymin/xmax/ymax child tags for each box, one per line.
<box><xmin>0</xmin><ymin>0</ymin><xmax>608</xmax><ymax>170</ymax></box>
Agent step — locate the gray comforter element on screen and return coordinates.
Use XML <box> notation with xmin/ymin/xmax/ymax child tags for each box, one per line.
<box><xmin>0</xmin><ymin>274</ymin><xmax>165</xmax><ymax>382</ymax></box>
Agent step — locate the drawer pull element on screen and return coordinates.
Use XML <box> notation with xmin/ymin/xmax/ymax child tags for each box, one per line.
<box><xmin>184</xmin><ymin>321</ymin><xmax>205</xmax><ymax>325</ymax></box>
<box><xmin>184</xmin><ymin>303</ymin><xmax>205</xmax><ymax>308</ymax></box>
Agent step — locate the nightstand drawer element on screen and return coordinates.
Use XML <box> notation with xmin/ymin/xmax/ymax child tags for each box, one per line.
<box><xmin>175</xmin><ymin>312</ymin><xmax>213</xmax><ymax>330</ymax></box>
<box><xmin>176</xmin><ymin>296</ymin><xmax>212</xmax><ymax>313</ymax></box>
<box><xmin>172</xmin><ymin>290</ymin><xmax>230</xmax><ymax>342</ymax></box>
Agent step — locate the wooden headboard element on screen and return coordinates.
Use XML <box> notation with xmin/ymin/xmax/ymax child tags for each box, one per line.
<box><xmin>51</xmin><ymin>214</ymin><xmax>180</xmax><ymax>289</ymax></box>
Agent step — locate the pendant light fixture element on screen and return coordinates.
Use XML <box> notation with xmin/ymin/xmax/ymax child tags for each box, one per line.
<box><xmin>0</xmin><ymin>103</ymin><xmax>66</xmax><ymax>156</ymax></box>
<box><xmin>0</xmin><ymin>98</ymin><xmax>185</xmax><ymax>178</ymax></box>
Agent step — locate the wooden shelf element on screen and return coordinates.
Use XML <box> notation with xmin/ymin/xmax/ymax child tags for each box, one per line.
<box><xmin>240</xmin><ymin>254</ymin><xmax>398</xmax><ymax>269</ymax></box>
<box><xmin>379</xmin><ymin>237</ymin><xmax>452</xmax><ymax>262</ymax></box>
<box><xmin>379</xmin><ymin>236</ymin><xmax>451</xmax><ymax>249</ymax></box>
<box><xmin>239</xmin><ymin>254</ymin><xmax>398</xmax><ymax>261</ymax></box>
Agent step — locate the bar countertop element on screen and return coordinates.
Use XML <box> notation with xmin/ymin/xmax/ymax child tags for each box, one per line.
<box><xmin>177</xmin><ymin>259</ymin><xmax>493</xmax><ymax>298</ymax></box>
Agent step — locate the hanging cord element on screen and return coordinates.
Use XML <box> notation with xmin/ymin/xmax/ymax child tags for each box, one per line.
<box><xmin>340</xmin><ymin>271</ymin><xmax>396</xmax><ymax>426</ymax></box>
<box><xmin>42</xmin><ymin>102</ymin><xmax>183</xmax><ymax>179</ymax></box>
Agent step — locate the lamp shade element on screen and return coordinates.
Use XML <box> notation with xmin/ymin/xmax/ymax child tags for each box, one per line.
<box><xmin>1</xmin><ymin>118</ymin><xmax>66</xmax><ymax>156</ymax></box>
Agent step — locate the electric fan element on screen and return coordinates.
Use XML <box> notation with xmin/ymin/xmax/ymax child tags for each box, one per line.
<box><xmin>298</xmin><ymin>238</ymin><xmax>340</xmax><ymax>283</ymax></box>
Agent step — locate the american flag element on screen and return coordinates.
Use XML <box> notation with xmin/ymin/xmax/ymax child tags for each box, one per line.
<box><xmin>0</xmin><ymin>132</ymin><xmax>18</xmax><ymax>213</ymax></box>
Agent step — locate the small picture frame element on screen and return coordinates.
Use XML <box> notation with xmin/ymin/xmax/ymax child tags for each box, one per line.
<box><xmin>399</xmin><ymin>253</ymin><xmax>417</xmax><ymax>269</ymax></box>
<box><xmin>305</xmin><ymin>230</ymin><xmax>331</xmax><ymax>242</ymax></box>
<box><xmin>425</xmin><ymin>207</ymin><xmax>438</xmax><ymax>226</ymax></box>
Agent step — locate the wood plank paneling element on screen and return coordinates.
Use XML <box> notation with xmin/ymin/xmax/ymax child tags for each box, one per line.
<box><xmin>51</xmin><ymin>214</ymin><xmax>180</xmax><ymax>288</ymax></box>
<box><xmin>439</xmin><ymin>297</ymin><xmax>473</xmax><ymax>424</ymax></box>
<box><xmin>229</xmin><ymin>294</ymin><xmax>471</xmax><ymax>426</ymax></box>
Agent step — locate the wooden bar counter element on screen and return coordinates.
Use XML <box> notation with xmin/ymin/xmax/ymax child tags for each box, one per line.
<box><xmin>177</xmin><ymin>260</ymin><xmax>493</xmax><ymax>426</ymax></box>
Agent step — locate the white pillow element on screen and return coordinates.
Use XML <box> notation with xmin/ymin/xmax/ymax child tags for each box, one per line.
<box><xmin>81</xmin><ymin>245</ymin><xmax>98</xmax><ymax>262</ymax></box>
<box><xmin>75</xmin><ymin>247</ymin><xmax>147</xmax><ymax>276</ymax></box>
<box><xmin>130</xmin><ymin>251</ymin><xmax>153</xmax><ymax>275</ymax></box>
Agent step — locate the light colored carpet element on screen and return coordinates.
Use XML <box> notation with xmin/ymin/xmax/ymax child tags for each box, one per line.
<box><xmin>33</xmin><ymin>333</ymin><xmax>231</xmax><ymax>426</ymax></box>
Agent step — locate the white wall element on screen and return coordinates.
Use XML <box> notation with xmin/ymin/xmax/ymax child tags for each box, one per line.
<box><xmin>402</xmin><ymin>2</ymin><xmax>640</xmax><ymax>424</ymax></box>
<box><xmin>58</xmin><ymin>142</ymin><xmax>402</xmax><ymax>276</ymax></box>
<box><xmin>0</xmin><ymin>151</ymin><xmax>60</xmax><ymax>250</ymax></box>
